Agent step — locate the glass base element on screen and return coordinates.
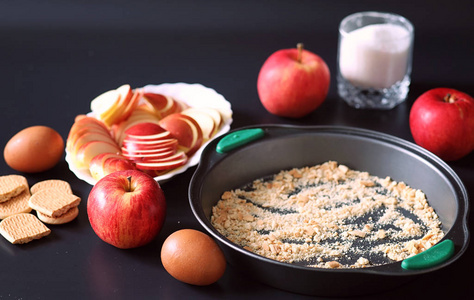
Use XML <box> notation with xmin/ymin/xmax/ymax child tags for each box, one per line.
<box><xmin>337</xmin><ymin>74</ymin><xmax>410</xmax><ymax>109</ymax></box>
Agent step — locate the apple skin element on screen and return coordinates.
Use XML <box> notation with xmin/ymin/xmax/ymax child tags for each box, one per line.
<box><xmin>87</xmin><ymin>170</ymin><xmax>166</xmax><ymax>249</ymax></box>
<box><xmin>124</xmin><ymin>122</ymin><xmax>167</xmax><ymax>137</ymax></box>
<box><xmin>409</xmin><ymin>88</ymin><xmax>474</xmax><ymax>161</ymax></box>
<box><xmin>257</xmin><ymin>43</ymin><xmax>330</xmax><ymax>118</ymax></box>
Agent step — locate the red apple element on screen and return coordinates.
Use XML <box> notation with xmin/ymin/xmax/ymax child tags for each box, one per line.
<box><xmin>409</xmin><ymin>88</ymin><xmax>474</xmax><ymax>161</ymax></box>
<box><xmin>257</xmin><ymin>43</ymin><xmax>330</xmax><ymax>118</ymax></box>
<box><xmin>87</xmin><ymin>170</ymin><xmax>166</xmax><ymax>249</ymax></box>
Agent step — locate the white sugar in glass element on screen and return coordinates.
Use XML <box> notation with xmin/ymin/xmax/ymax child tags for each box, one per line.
<box><xmin>337</xmin><ymin>12</ymin><xmax>414</xmax><ymax>109</ymax></box>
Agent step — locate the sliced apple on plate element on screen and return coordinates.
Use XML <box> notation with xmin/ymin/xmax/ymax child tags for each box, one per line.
<box><xmin>102</xmin><ymin>84</ymin><xmax>133</xmax><ymax>124</ymax></box>
<box><xmin>111</xmin><ymin>106</ymin><xmax>161</xmax><ymax>146</ymax></box>
<box><xmin>90</xmin><ymin>84</ymin><xmax>138</xmax><ymax>127</ymax></box>
<box><xmin>158</xmin><ymin>113</ymin><xmax>203</xmax><ymax>156</ymax></box>
<box><xmin>90</xmin><ymin>89</ymin><xmax>121</xmax><ymax>126</ymax></box>
<box><xmin>181</xmin><ymin>108</ymin><xmax>219</xmax><ymax>140</ymax></box>
<box><xmin>73</xmin><ymin>140</ymin><xmax>121</xmax><ymax>170</ymax></box>
<box><xmin>142</xmin><ymin>93</ymin><xmax>186</xmax><ymax>119</ymax></box>
<box><xmin>69</xmin><ymin>131</ymin><xmax>117</xmax><ymax>157</ymax></box>
<box><xmin>116</xmin><ymin>88</ymin><xmax>142</xmax><ymax>124</ymax></box>
<box><xmin>89</xmin><ymin>152</ymin><xmax>136</xmax><ymax>181</ymax></box>
<box><xmin>67</xmin><ymin>116</ymin><xmax>110</xmax><ymax>148</ymax></box>
<box><xmin>134</xmin><ymin>150</ymin><xmax>188</xmax><ymax>171</ymax></box>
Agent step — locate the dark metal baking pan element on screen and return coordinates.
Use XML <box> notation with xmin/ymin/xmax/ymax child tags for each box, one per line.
<box><xmin>189</xmin><ymin>125</ymin><xmax>469</xmax><ymax>297</ymax></box>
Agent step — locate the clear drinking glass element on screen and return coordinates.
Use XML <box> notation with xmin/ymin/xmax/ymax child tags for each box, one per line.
<box><xmin>337</xmin><ymin>12</ymin><xmax>414</xmax><ymax>109</ymax></box>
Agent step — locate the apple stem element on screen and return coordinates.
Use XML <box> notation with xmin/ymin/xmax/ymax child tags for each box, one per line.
<box><xmin>444</xmin><ymin>93</ymin><xmax>456</xmax><ymax>103</ymax></box>
<box><xmin>297</xmin><ymin>43</ymin><xmax>304</xmax><ymax>63</ymax></box>
<box><xmin>126</xmin><ymin>176</ymin><xmax>132</xmax><ymax>192</ymax></box>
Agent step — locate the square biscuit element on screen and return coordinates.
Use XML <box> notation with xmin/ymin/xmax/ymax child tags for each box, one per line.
<box><xmin>0</xmin><ymin>189</ymin><xmax>32</xmax><ymax>219</ymax></box>
<box><xmin>0</xmin><ymin>175</ymin><xmax>28</xmax><ymax>203</ymax></box>
<box><xmin>0</xmin><ymin>213</ymin><xmax>51</xmax><ymax>244</ymax></box>
<box><xmin>28</xmin><ymin>188</ymin><xmax>81</xmax><ymax>218</ymax></box>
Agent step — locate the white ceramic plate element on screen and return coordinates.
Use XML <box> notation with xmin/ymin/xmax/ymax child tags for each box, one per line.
<box><xmin>66</xmin><ymin>82</ymin><xmax>233</xmax><ymax>185</ymax></box>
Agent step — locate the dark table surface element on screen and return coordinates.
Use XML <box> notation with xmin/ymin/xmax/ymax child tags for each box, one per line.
<box><xmin>0</xmin><ymin>1</ymin><xmax>472</xmax><ymax>299</ymax></box>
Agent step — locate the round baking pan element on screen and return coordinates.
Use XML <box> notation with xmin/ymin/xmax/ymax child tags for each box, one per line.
<box><xmin>189</xmin><ymin>125</ymin><xmax>469</xmax><ymax>297</ymax></box>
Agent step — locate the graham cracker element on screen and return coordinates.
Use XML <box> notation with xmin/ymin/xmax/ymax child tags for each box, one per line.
<box><xmin>37</xmin><ymin>206</ymin><xmax>79</xmax><ymax>225</ymax></box>
<box><xmin>0</xmin><ymin>213</ymin><xmax>51</xmax><ymax>244</ymax></box>
<box><xmin>0</xmin><ymin>190</ymin><xmax>32</xmax><ymax>219</ymax></box>
<box><xmin>30</xmin><ymin>179</ymin><xmax>73</xmax><ymax>195</ymax></box>
<box><xmin>29</xmin><ymin>188</ymin><xmax>81</xmax><ymax>218</ymax></box>
<box><xmin>0</xmin><ymin>175</ymin><xmax>28</xmax><ymax>203</ymax></box>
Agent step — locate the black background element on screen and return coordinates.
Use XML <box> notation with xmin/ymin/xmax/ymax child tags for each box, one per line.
<box><xmin>0</xmin><ymin>1</ymin><xmax>472</xmax><ymax>299</ymax></box>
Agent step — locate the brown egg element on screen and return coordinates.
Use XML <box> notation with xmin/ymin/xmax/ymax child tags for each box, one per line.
<box><xmin>161</xmin><ymin>229</ymin><xmax>226</xmax><ymax>286</ymax></box>
<box><xmin>4</xmin><ymin>126</ymin><xmax>64</xmax><ymax>173</ymax></box>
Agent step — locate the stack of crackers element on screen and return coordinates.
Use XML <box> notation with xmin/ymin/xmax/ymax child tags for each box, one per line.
<box><xmin>0</xmin><ymin>175</ymin><xmax>80</xmax><ymax>244</ymax></box>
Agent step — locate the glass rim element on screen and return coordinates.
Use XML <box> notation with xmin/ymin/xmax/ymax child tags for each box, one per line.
<box><xmin>339</xmin><ymin>11</ymin><xmax>414</xmax><ymax>39</ymax></box>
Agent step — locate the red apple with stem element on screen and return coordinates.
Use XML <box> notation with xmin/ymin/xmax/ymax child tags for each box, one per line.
<box><xmin>87</xmin><ymin>170</ymin><xmax>166</xmax><ymax>249</ymax></box>
<box><xmin>257</xmin><ymin>43</ymin><xmax>330</xmax><ymax>118</ymax></box>
<box><xmin>409</xmin><ymin>87</ymin><xmax>474</xmax><ymax>161</ymax></box>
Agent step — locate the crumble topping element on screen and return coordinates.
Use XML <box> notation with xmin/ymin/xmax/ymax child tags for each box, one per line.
<box><xmin>211</xmin><ymin>161</ymin><xmax>444</xmax><ymax>269</ymax></box>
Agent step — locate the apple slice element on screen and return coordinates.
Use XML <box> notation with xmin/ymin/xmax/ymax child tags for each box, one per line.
<box><xmin>90</xmin><ymin>154</ymin><xmax>136</xmax><ymax>180</ymax></box>
<box><xmin>67</xmin><ymin>116</ymin><xmax>109</xmax><ymax>141</ymax></box>
<box><xmin>122</xmin><ymin>138</ymin><xmax>179</xmax><ymax>152</ymax></box>
<box><xmin>74</xmin><ymin>140</ymin><xmax>121</xmax><ymax>169</ymax></box>
<box><xmin>124</xmin><ymin>122</ymin><xmax>167</xmax><ymax>137</ymax></box>
<box><xmin>67</xmin><ymin>116</ymin><xmax>113</xmax><ymax>153</ymax></box>
<box><xmin>89</xmin><ymin>153</ymin><xmax>128</xmax><ymax>180</ymax></box>
<box><xmin>90</xmin><ymin>84</ymin><xmax>139</xmax><ymax>127</ymax></box>
<box><xmin>104</xmin><ymin>84</ymin><xmax>134</xmax><ymax>124</ymax></box>
<box><xmin>121</xmin><ymin>140</ymin><xmax>179</xmax><ymax>156</ymax></box>
<box><xmin>135</xmin><ymin>152</ymin><xmax>188</xmax><ymax>171</ymax></box>
<box><xmin>122</xmin><ymin>144</ymin><xmax>179</xmax><ymax>155</ymax></box>
<box><xmin>118</xmin><ymin>89</ymin><xmax>142</xmax><ymax>123</ymax></box>
<box><xmin>72</xmin><ymin>115</ymin><xmax>108</xmax><ymax>130</ymax></box>
<box><xmin>196</xmin><ymin>107</ymin><xmax>223</xmax><ymax>131</ymax></box>
<box><xmin>176</xmin><ymin>99</ymin><xmax>189</xmax><ymax>112</ymax></box>
<box><xmin>126</xmin><ymin>131</ymin><xmax>173</xmax><ymax>141</ymax></box>
<box><xmin>67</xmin><ymin>127</ymin><xmax>109</xmax><ymax>152</ymax></box>
<box><xmin>122</xmin><ymin>145</ymin><xmax>178</xmax><ymax>156</ymax></box>
<box><xmin>90</xmin><ymin>89</ymin><xmax>121</xmax><ymax>122</ymax></box>
<box><xmin>101</xmin><ymin>84</ymin><xmax>136</xmax><ymax>126</ymax></box>
<box><xmin>140</xmin><ymin>150</ymin><xmax>187</xmax><ymax>163</ymax></box>
<box><xmin>102</xmin><ymin>156</ymin><xmax>136</xmax><ymax>176</ymax></box>
<box><xmin>70</xmin><ymin>131</ymin><xmax>117</xmax><ymax>157</ymax></box>
<box><xmin>158</xmin><ymin>113</ymin><xmax>203</xmax><ymax>156</ymax></box>
<box><xmin>142</xmin><ymin>93</ymin><xmax>177</xmax><ymax>118</ymax></box>
<box><xmin>111</xmin><ymin>108</ymin><xmax>161</xmax><ymax>146</ymax></box>
<box><xmin>182</xmin><ymin>108</ymin><xmax>217</xmax><ymax>140</ymax></box>
<box><xmin>124</xmin><ymin>149</ymin><xmax>178</xmax><ymax>162</ymax></box>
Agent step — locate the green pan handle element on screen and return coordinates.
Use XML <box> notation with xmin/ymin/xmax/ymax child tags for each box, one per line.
<box><xmin>216</xmin><ymin>128</ymin><xmax>265</xmax><ymax>153</ymax></box>
<box><xmin>401</xmin><ymin>239</ymin><xmax>454</xmax><ymax>270</ymax></box>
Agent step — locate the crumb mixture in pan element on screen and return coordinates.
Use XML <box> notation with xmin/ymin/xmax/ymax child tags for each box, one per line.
<box><xmin>211</xmin><ymin>161</ymin><xmax>444</xmax><ymax>269</ymax></box>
